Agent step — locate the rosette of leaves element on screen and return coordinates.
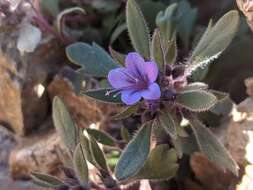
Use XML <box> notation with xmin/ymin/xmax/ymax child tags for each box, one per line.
<box><xmin>63</xmin><ymin>0</ymin><xmax>239</xmax><ymax>185</ymax></box>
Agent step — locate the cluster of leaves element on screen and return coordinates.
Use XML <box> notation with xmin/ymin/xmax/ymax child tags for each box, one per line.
<box><xmin>31</xmin><ymin>0</ymin><xmax>240</xmax><ymax>189</ymax></box>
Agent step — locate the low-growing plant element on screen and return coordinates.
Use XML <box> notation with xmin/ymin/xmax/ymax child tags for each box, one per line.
<box><xmin>31</xmin><ymin>0</ymin><xmax>240</xmax><ymax>189</ymax></box>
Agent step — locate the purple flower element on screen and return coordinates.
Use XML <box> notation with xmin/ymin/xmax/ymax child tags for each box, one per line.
<box><xmin>108</xmin><ymin>52</ymin><xmax>161</xmax><ymax>105</ymax></box>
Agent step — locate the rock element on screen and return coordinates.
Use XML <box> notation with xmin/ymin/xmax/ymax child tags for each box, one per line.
<box><xmin>245</xmin><ymin>77</ymin><xmax>253</xmax><ymax>98</ymax></box>
<box><xmin>20</xmin><ymin>40</ymin><xmax>64</xmax><ymax>135</ymax></box>
<box><xmin>0</xmin><ymin>178</ymin><xmax>48</xmax><ymax>190</ymax></box>
<box><xmin>48</xmin><ymin>66</ymin><xmax>118</xmax><ymax>129</ymax></box>
<box><xmin>190</xmin><ymin>153</ymin><xmax>238</xmax><ymax>190</ymax></box>
<box><xmin>0</xmin><ymin>126</ymin><xmax>16</xmax><ymax>177</ymax></box>
<box><xmin>9</xmin><ymin>127</ymin><xmax>65</xmax><ymax>179</ymax></box>
<box><xmin>0</xmin><ymin>56</ymin><xmax>23</xmax><ymax>134</ymax></box>
<box><xmin>0</xmin><ymin>40</ymin><xmax>65</xmax><ymax>135</ymax></box>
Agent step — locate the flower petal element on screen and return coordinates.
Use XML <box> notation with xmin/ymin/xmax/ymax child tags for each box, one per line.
<box><xmin>141</xmin><ymin>83</ymin><xmax>161</xmax><ymax>100</ymax></box>
<box><xmin>125</xmin><ymin>52</ymin><xmax>146</xmax><ymax>78</ymax></box>
<box><xmin>145</xmin><ymin>61</ymin><xmax>159</xmax><ymax>82</ymax></box>
<box><xmin>121</xmin><ymin>90</ymin><xmax>142</xmax><ymax>105</ymax></box>
<box><xmin>108</xmin><ymin>68</ymin><xmax>132</xmax><ymax>89</ymax></box>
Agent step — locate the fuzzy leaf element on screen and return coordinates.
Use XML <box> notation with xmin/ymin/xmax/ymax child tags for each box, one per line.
<box><xmin>115</xmin><ymin>123</ymin><xmax>152</xmax><ymax>181</ymax></box>
<box><xmin>158</xmin><ymin>112</ymin><xmax>178</xmax><ymax>139</ymax></box>
<box><xmin>86</xmin><ymin>128</ymin><xmax>116</xmax><ymax>147</ymax></box>
<box><xmin>151</xmin><ymin>29</ymin><xmax>165</xmax><ymax>72</ymax></box>
<box><xmin>182</xmin><ymin>82</ymin><xmax>208</xmax><ymax>91</ymax></box>
<box><xmin>89</xmin><ymin>135</ymin><xmax>109</xmax><ymax>173</ymax></box>
<box><xmin>133</xmin><ymin>145</ymin><xmax>178</xmax><ymax>180</ymax></box>
<box><xmin>176</xmin><ymin>90</ymin><xmax>217</xmax><ymax>112</ymax></box>
<box><xmin>73</xmin><ymin>144</ymin><xmax>89</xmax><ymax>186</ymax></box>
<box><xmin>109</xmin><ymin>47</ymin><xmax>126</xmax><ymax>66</ymax></box>
<box><xmin>112</xmin><ymin>104</ymin><xmax>139</xmax><ymax>120</ymax></box>
<box><xmin>165</xmin><ymin>38</ymin><xmax>177</xmax><ymax>65</ymax></box>
<box><xmin>79</xmin><ymin>132</ymin><xmax>95</xmax><ymax>165</ymax></box>
<box><xmin>31</xmin><ymin>172</ymin><xmax>64</xmax><ymax>188</ymax></box>
<box><xmin>177</xmin><ymin>1</ymin><xmax>197</xmax><ymax>50</ymax></box>
<box><xmin>82</xmin><ymin>88</ymin><xmax>122</xmax><ymax>104</ymax></box>
<box><xmin>121</xmin><ymin>126</ymin><xmax>131</xmax><ymax>142</ymax></box>
<box><xmin>66</xmin><ymin>42</ymin><xmax>118</xmax><ymax>77</ymax></box>
<box><xmin>110</xmin><ymin>23</ymin><xmax>127</xmax><ymax>45</ymax></box>
<box><xmin>188</xmin><ymin>11</ymin><xmax>239</xmax><ymax>74</ymax></box>
<box><xmin>156</xmin><ymin>3</ymin><xmax>178</xmax><ymax>47</ymax></box>
<box><xmin>126</xmin><ymin>0</ymin><xmax>150</xmax><ymax>59</ymax></box>
<box><xmin>57</xmin><ymin>7</ymin><xmax>85</xmax><ymax>35</ymax></box>
<box><xmin>190</xmin><ymin>119</ymin><xmax>239</xmax><ymax>175</ymax></box>
<box><xmin>53</xmin><ymin>97</ymin><xmax>76</xmax><ymax>151</ymax></box>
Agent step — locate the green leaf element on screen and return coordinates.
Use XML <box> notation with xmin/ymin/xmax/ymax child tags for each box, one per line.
<box><xmin>109</xmin><ymin>47</ymin><xmax>125</xmax><ymax>66</ymax></box>
<box><xmin>81</xmin><ymin>88</ymin><xmax>122</xmax><ymax>104</ymax></box>
<box><xmin>112</xmin><ymin>104</ymin><xmax>139</xmax><ymax>120</ymax></box>
<box><xmin>182</xmin><ymin>82</ymin><xmax>208</xmax><ymax>91</ymax></box>
<box><xmin>133</xmin><ymin>145</ymin><xmax>178</xmax><ymax>180</ymax></box>
<box><xmin>110</xmin><ymin>23</ymin><xmax>127</xmax><ymax>44</ymax></box>
<box><xmin>53</xmin><ymin>97</ymin><xmax>77</xmax><ymax>151</ymax></box>
<box><xmin>151</xmin><ymin>29</ymin><xmax>165</xmax><ymax>72</ymax></box>
<box><xmin>73</xmin><ymin>144</ymin><xmax>89</xmax><ymax>186</ymax></box>
<box><xmin>177</xmin><ymin>1</ymin><xmax>197</xmax><ymax>50</ymax></box>
<box><xmin>86</xmin><ymin>128</ymin><xmax>116</xmax><ymax>147</ymax></box>
<box><xmin>156</xmin><ymin>3</ymin><xmax>178</xmax><ymax>47</ymax></box>
<box><xmin>121</xmin><ymin>126</ymin><xmax>131</xmax><ymax>142</ymax></box>
<box><xmin>189</xmin><ymin>119</ymin><xmax>239</xmax><ymax>175</ymax></box>
<box><xmin>188</xmin><ymin>11</ymin><xmax>239</xmax><ymax>74</ymax></box>
<box><xmin>79</xmin><ymin>132</ymin><xmax>95</xmax><ymax>165</ymax></box>
<box><xmin>176</xmin><ymin>90</ymin><xmax>217</xmax><ymax>112</ymax></box>
<box><xmin>57</xmin><ymin>7</ymin><xmax>85</xmax><ymax>35</ymax></box>
<box><xmin>126</xmin><ymin>0</ymin><xmax>150</xmax><ymax>59</ymax></box>
<box><xmin>66</xmin><ymin>42</ymin><xmax>118</xmax><ymax>77</ymax></box>
<box><xmin>115</xmin><ymin>123</ymin><xmax>152</xmax><ymax>181</ymax></box>
<box><xmin>172</xmin><ymin>133</ymin><xmax>199</xmax><ymax>155</ymax></box>
<box><xmin>31</xmin><ymin>172</ymin><xmax>64</xmax><ymax>188</ymax></box>
<box><xmin>158</xmin><ymin>112</ymin><xmax>178</xmax><ymax>139</ymax></box>
<box><xmin>89</xmin><ymin>135</ymin><xmax>109</xmax><ymax>173</ymax></box>
<box><xmin>165</xmin><ymin>38</ymin><xmax>177</xmax><ymax>65</ymax></box>
<box><xmin>41</xmin><ymin>0</ymin><xmax>59</xmax><ymax>17</ymax></box>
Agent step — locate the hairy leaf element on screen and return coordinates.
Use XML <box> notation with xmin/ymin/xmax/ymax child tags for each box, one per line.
<box><xmin>158</xmin><ymin>112</ymin><xmax>178</xmax><ymax>139</ymax></box>
<box><xmin>57</xmin><ymin>7</ymin><xmax>85</xmax><ymax>35</ymax></box>
<box><xmin>66</xmin><ymin>42</ymin><xmax>118</xmax><ymax>77</ymax></box>
<box><xmin>121</xmin><ymin>126</ymin><xmax>131</xmax><ymax>142</ymax></box>
<box><xmin>53</xmin><ymin>97</ymin><xmax>76</xmax><ymax>151</ymax></box>
<box><xmin>79</xmin><ymin>132</ymin><xmax>95</xmax><ymax>165</ymax></box>
<box><xmin>156</xmin><ymin>3</ymin><xmax>178</xmax><ymax>47</ymax></box>
<box><xmin>89</xmin><ymin>135</ymin><xmax>109</xmax><ymax>173</ymax></box>
<box><xmin>82</xmin><ymin>88</ymin><xmax>122</xmax><ymax>104</ymax></box>
<box><xmin>31</xmin><ymin>172</ymin><xmax>64</xmax><ymax>188</ymax></box>
<box><xmin>182</xmin><ymin>82</ymin><xmax>208</xmax><ymax>91</ymax></box>
<box><xmin>115</xmin><ymin>123</ymin><xmax>152</xmax><ymax>181</ymax></box>
<box><xmin>189</xmin><ymin>119</ymin><xmax>239</xmax><ymax>175</ymax></box>
<box><xmin>109</xmin><ymin>47</ymin><xmax>126</xmax><ymax>66</ymax></box>
<box><xmin>86</xmin><ymin>128</ymin><xmax>116</xmax><ymax>147</ymax></box>
<box><xmin>166</xmin><ymin>38</ymin><xmax>177</xmax><ymax>65</ymax></box>
<box><xmin>126</xmin><ymin>0</ymin><xmax>150</xmax><ymax>59</ymax></box>
<box><xmin>112</xmin><ymin>104</ymin><xmax>139</xmax><ymax>120</ymax></box>
<box><xmin>133</xmin><ymin>145</ymin><xmax>178</xmax><ymax>180</ymax></box>
<box><xmin>151</xmin><ymin>29</ymin><xmax>165</xmax><ymax>72</ymax></box>
<box><xmin>188</xmin><ymin>11</ymin><xmax>239</xmax><ymax>74</ymax></box>
<box><xmin>176</xmin><ymin>90</ymin><xmax>217</xmax><ymax>112</ymax></box>
<box><xmin>73</xmin><ymin>144</ymin><xmax>89</xmax><ymax>186</ymax></box>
